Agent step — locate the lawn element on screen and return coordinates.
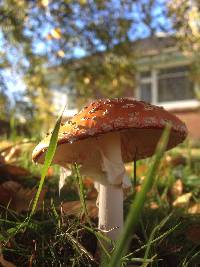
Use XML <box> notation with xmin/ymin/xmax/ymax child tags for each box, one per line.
<box><xmin>0</xmin><ymin>134</ymin><xmax>200</xmax><ymax>266</ymax></box>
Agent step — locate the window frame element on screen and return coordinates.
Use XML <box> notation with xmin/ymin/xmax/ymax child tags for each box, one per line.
<box><xmin>138</xmin><ymin>64</ymin><xmax>199</xmax><ymax>110</ymax></box>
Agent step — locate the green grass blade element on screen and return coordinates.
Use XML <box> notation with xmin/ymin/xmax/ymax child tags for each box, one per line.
<box><xmin>141</xmin><ymin>213</ymin><xmax>174</xmax><ymax>267</ymax></box>
<box><xmin>30</xmin><ymin>108</ymin><xmax>64</xmax><ymax>217</ymax></box>
<box><xmin>108</xmin><ymin>125</ymin><xmax>171</xmax><ymax>267</ymax></box>
<box><xmin>74</xmin><ymin>164</ymin><xmax>92</xmax><ymax>227</ymax></box>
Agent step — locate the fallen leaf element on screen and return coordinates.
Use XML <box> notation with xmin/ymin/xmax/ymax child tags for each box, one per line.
<box><xmin>0</xmin><ymin>181</ymin><xmax>21</xmax><ymax>205</ymax></box>
<box><xmin>172</xmin><ymin>192</ymin><xmax>192</xmax><ymax>208</ymax></box>
<box><xmin>87</xmin><ymin>188</ymin><xmax>98</xmax><ymax>200</ymax></box>
<box><xmin>0</xmin><ymin>140</ymin><xmax>14</xmax><ymax>152</ymax></box>
<box><xmin>0</xmin><ymin>254</ymin><xmax>16</xmax><ymax>267</ymax></box>
<box><xmin>0</xmin><ymin>181</ymin><xmax>46</xmax><ymax>212</ymax></box>
<box><xmin>163</xmin><ymin>155</ymin><xmax>186</xmax><ymax>168</ymax></box>
<box><xmin>186</xmin><ymin>224</ymin><xmax>200</xmax><ymax>244</ymax></box>
<box><xmin>0</xmin><ymin>154</ymin><xmax>5</xmax><ymax>164</ymax></box>
<box><xmin>13</xmin><ymin>187</ymin><xmax>47</xmax><ymax>212</ymax></box>
<box><xmin>188</xmin><ymin>203</ymin><xmax>200</xmax><ymax>214</ymax></box>
<box><xmin>4</xmin><ymin>146</ymin><xmax>21</xmax><ymax>164</ymax></box>
<box><xmin>83</xmin><ymin>177</ymin><xmax>94</xmax><ymax>188</ymax></box>
<box><xmin>0</xmin><ymin>164</ymin><xmax>31</xmax><ymax>178</ymax></box>
<box><xmin>170</xmin><ymin>179</ymin><xmax>183</xmax><ymax>199</ymax></box>
<box><xmin>1</xmin><ymin>142</ymin><xmax>34</xmax><ymax>165</ymax></box>
<box><xmin>150</xmin><ymin>201</ymin><xmax>159</xmax><ymax>209</ymax></box>
<box><xmin>61</xmin><ymin>200</ymin><xmax>98</xmax><ymax>218</ymax></box>
<box><xmin>0</xmin><ymin>243</ymin><xmax>16</xmax><ymax>267</ymax></box>
<box><xmin>171</xmin><ymin>155</ymin><xmax>186</xmax><ymax>166</ymax></box>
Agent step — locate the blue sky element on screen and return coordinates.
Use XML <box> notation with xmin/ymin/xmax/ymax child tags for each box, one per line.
<box><xmin>0</xmin><ymin>0</ymin><xmax>172</xmax><ymax>104</ymax></box>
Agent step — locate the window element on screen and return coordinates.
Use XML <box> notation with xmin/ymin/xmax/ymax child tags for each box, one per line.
<box><xmin>158</xmin><ymin>66</ymin><xmax>195</xmax><ymax>102</ymax></box>
<box><xmin>139</xmin><ymin>65</ymin><xmax>197</xmax><ymax>108</ymax></box>
<box><xmin>140</xmin><ymin>83</ymin><xmax>152</xmax><ymax>103</ymax></box>
<box><xmin>140</xmin><ymin>71</ymin><xmax>151</xmax><ymax>79</ymax></box>
<box><xmin>140</xmin><ymin>71</ymin><xmax>152</xmax><ymax>103</ymax></box>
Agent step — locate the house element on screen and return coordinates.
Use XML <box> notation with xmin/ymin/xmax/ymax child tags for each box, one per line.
<box><xmin>51</xmin><ymin>36</ymin><xmax>200</xmax><ymax>140</ymax></box>
<box><xmin>134</xmin><ymin>36</ymin><xmax>200</xmax><ymax>140</ymax></box>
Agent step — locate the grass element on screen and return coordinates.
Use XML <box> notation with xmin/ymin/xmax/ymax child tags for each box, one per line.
<box><xmin>0</xmin><ymin>120</ymin><xmax>200</xmax><ymax>266</ymax></box>
<box><xmin>1</xmin><ymin>197</ymin><xmax>200</xmax><ymax>266</ymax></box>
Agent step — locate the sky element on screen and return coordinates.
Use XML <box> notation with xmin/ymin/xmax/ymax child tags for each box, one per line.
<box><xmin>0</xmin><ymin>0</ymin><xmax>172</xmax><ymax>108</ymax></box>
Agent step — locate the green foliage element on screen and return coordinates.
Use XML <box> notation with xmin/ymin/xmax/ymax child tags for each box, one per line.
<box><xmin>0</xmin><ymin>0</ymin><xmax>170</xmax><ymax>129</ymax></box>
<box><xmin>0</xmin><ymin>73</ymin><xmax>10</xmax><ymax>120</ymax></box>
<box><xmin>66</xmin><ymin>49</ymin><xmax>136</xmax><ymax>105</ymax></box>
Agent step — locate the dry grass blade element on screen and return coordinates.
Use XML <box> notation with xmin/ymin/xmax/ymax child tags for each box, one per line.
<box><xmin>64</xmin><ymin>232</ymin><xmax>95</xmax><ymax>262</ymax></box>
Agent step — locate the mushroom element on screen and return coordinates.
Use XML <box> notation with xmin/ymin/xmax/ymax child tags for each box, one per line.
<box><xmin>32</xmin><ymin>98</ymin><xmax>188</xmax><ymax>241</ymax></box>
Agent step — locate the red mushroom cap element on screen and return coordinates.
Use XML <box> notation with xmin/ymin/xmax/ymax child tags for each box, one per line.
<box><xmin>32</xmin><ymin>98</ymin><xmax>188</xmax><ymax>165</ymax></box>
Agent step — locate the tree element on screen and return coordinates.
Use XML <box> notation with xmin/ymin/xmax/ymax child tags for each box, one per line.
<box><xmin>0</xmin><ymin>73</ymin><xmax>10</xmax><ymax>120</ymax></box>
<box><xmin>40</xmin><ymin>0</ymin><xmax>170</xmax><ymax>105</ymax></box>
<box><xmin>0</xmin><ymin>0</ymin><xmax>170</xmax><ymax>128</ymax></box>
<box><xmin>0</xmin><ymin>0</ymin><xmax>54</xmax><ymax>130</ymax></box>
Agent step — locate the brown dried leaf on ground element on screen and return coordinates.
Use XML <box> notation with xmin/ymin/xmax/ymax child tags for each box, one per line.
<box><xmin>4</xmin><ymin>145</ymin><xmax>21</xmax><ymax>164</ymax></box>
<box><xmin>83</xmin><ymin>177</ymin><xmax>94</xmax><ymax>189</ymax></box>
<box><xmin>186</xmin><ymin>224</ymin><xmax>200</xmax><ymax>244</ymax></box>
<box><xmin>87</xmin><ymin>188</ymin><xmax>98</xmax><ymax>200</ymax></box>
<box><xmin>0</xmin><ymin>140</ymin><xmax>14</xmax><ymax>152</ymax></box>
<box><xmin>172</xmin><ymin>192</ymin><xmax>192</xmax><ymax>208</ymax></box>
<box><xmin>171</xmin><ymin>155</ymin><xmax>186</xmax><ymax>166</ymax></box>
<box><xmin>0</xmin><ymin>254</ymin><xmax>16</xmax><ymax>267</ymax></box>
<box><xmin>149</xmin><ymin>201</ymin><xmax>159</xmax><ymax>209</ymax></box>
<box><xmin>0</xmin><ymin>154</ymin><xmax>5</xmax><ymax>164</ymax></box>
<box><xmin>13</xmin><ymin>186</ymin><xmax>46</xmax><ymax>212</ymax></box>
<box><xmin>0</xmin><ymin>164</ymin><xmax>31</xmax><ymax>180</ymax></box>
<box><xmin>1</xmin><ymin>142</ymin><xmax>34</xmax><ymax>165</ymax></box>
<box><xmin>0</xmin><ymin>244</ymin><xmax>16</xmax><ymax>267</ymax></box>
<box><xmin>0</xmin><ymin>181</ymin><xmax>21</xmax><ymax>205</ymax></box>
<box><xmin>188</xmin><ymin>203</ymin><xmax>200</xmax><ymax>214</ymax></box>
<box><xmin>170</xmin><ymin>179</ymin><xmax>183</xmax><ymax>200</ymax></box>
<box><xmin>0</xmin><ymin>181</ymin><xmax>46</xmax><ymax>212</ymax></box>
<box><xmin>136</xmin><ymin>164</ymin><xmax>148</xmax><ymax>177</ymax></box>
<box><xmin>61</xmin><ymin>200</ymin><xmax>98</xmax><ymax>218</ymax></box>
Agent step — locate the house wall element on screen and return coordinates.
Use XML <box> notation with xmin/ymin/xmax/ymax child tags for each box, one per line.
<box><xmin>171</xmin><ymin>109</ymin><xmax>200</xmax><ymax>140</ymax></box>
<box><xmin>136</xmin><ymin>47</ymin><xmax>200</xmax><ymax>140</ymax></box>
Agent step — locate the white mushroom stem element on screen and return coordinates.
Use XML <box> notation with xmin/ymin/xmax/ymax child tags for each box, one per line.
<box><xmin>80</xmin><ymin>132</ymin><xmax>131</xmax><ymax>241</ymax></box>
<box><xmin>96</xmin><ymin>132</ymin><xmax>130</xmax><ymax>241</ymax></box>
<box><xmin>98</xmin><ymin>183</ymin><xmax>123</xmax><ymax>241</ymax></box>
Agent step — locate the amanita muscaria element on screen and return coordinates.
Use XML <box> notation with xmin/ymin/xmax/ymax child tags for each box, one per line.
<box><xmin>32</xmin><ymin>98</ymin><xmax>188</xmax><ymax>241</ymax></box>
